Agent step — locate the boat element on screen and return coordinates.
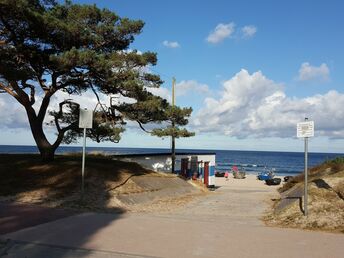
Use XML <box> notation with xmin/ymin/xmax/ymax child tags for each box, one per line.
<box><xmin>265</xmin><ymin>177</ymin><xmax>281</xmax><ymax>185</ymax></box>
<box><xmin>283</xmin><ymin>176</ymin><xmax>293</xmax><ymax>182</ymax></box>
<box><xmin>257</xmin><ymin>168</ymin><xmax>275</xmax><ymax>181</ymax></box>
<box><xmin>215</xmin><ymin>171</ymin><xmax>225</xmax><ymax>177</ymax></box>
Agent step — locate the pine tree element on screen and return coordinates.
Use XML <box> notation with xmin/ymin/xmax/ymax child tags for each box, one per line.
<box><xmin>0</xmin><ymin>0</ymin><xmax>194</xmax><ymax>161</ymax></box>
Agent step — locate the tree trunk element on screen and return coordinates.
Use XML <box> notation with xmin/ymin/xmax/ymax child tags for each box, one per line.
<box><xmin>39</xmin><ymin>145</ymin><xmax>56</xmax><ymax>162</ymax></box>
<box><xmin>32</xmin><ymin>125</ymin><xmax>56</xmax><ymax>162</ymax></box>
<box><xmin>25</xmin><ymin>106</ymin><xmax>56</xmax><ymax>162</ymax></box>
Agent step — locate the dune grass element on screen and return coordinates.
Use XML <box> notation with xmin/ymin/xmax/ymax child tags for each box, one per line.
<box><xmin>278</xmin><ymin>156</ymin><xmax>344</xmax><ymax>193</ymax></box>
<box><xmin>0</xmin><ymin>154</ymin><xmax>201</xmax><ymax>213</ymax></box>
<box><xmin>0</xmin><ymin>154</ymin><xmax>153</xmax><ymax>211</ymax></box>
<box><xmin>265</xmin><ymin>157</ymin><xmax>344</xmax><ymax>233</ymax></box>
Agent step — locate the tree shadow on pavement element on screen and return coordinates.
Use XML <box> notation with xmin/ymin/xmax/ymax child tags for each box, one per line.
<box><xmin>0</xmin><ymin>154</ymin><xmax>152</xmax><ymax>257</ymax></box>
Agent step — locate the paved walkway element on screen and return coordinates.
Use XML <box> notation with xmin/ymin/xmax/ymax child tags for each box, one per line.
<box><xmin>1</xmin><ymin>176</ymin><xmax>344</xmax><ymax>257</ymax></box>
<box><xmin>0</xmin><ymin>203</ymin><xmax>76</xmax><ymax>235</ymax></box>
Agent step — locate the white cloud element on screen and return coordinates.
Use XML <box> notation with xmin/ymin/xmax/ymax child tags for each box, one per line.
<box><xmin>0</xmin><ymin>94</ymin><xmax>28</xmax><ymax>129</ymax></box>
<box><xmin>206</xmin><ymin>23</ymin><xmax>235</xmax><ymax>44</ymax></box>
<box><xmin>298</xmin><ymin>62</ymin><xmax>330</xmax><ymax>81</ymax></box>
<box><xmin>146</xmin><ymin>80</ymin><xmax>209</xmax><ymax>103</ymax></box>
<box><xmin>0</xmin><ymin>89</ymin><xmax>134</xmax><ymax>131</ymax></box>
<box><xmin>162</xmin><ymin>40</ymin><xmax>180</xmax><ymax>48</ymax></box>
<box><xmin>0</xmin><ymin>79</ymin><xmax>208</xmax><ymax>131</ymax></box>
<box><xmin>176</xmin><ymin>80</ymin><xmax>209</xmax><ymax>96</ymax></box>
<box><xmin>146</xmin><ymin>86</ymin><xmax>171</xmax><ymax>101</ymax></box>
<box><xmin>241</xmin><ymin>25</ymin><xmax>257</xmax><ymax>38</ymax></box>
<box><xmin>192</xmin><ymin>69</ymin><xmax>344</xmax><ymax>139</ymax></box>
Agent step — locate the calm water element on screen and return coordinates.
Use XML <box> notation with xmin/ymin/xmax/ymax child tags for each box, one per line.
<box><xmin>0</xmin><ymin>145</ymin><xmax>343</xmax><ymax>176</ymax></box>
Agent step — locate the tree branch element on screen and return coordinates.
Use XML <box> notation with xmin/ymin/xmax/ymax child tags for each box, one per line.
<box><xmin>52</xmin><ymin>100</ymin><xmax>80</xmax><ymax>149</ymax></box>
<box><xmin>8</xmin><ymin>80</ymin><xmax>31</xmax><ymax>106</ymax></box>
<box><xmin>21</xmin><ymin>80</ymin><xmax>36</xmax><ymax>105</ymax></box>
<box><xmin>89</xmin><ymin>83</ymin><xmax>109</xmax><ymax>115</ymax></box>
<box><xmin>52</xmin><ymin>99</ymin><xmax>79</xmax><ymax>131</ymax></box>
<box><xmin>52</xmin><ymin>121</ymin><xmax>78</xmax><ymax>150</ymax></box>
<box><xmin>0</xmin><ymin>81</ymin><xmax>19</xmax><ymax>99</ymax></box>
<box><xmin>37</xmin><ymin>92</ymin><xmax>52</xmax><ymax>123</ymax></box>
<box><xmin>136</xmin><ymin>120</ymin><xmax>152</xmax><ymax>133</ymax></box>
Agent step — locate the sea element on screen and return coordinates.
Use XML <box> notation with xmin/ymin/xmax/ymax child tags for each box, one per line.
<box><xmin>1</xmin><ymin>145</ymin><xmax>343</xmax><ymax>176</ymax></box>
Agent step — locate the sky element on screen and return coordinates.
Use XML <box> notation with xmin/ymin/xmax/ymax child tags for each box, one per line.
<box><xmin>1</xmin><ymin>0</ymin><xmax>344</xmax><ymax>153</ymax></box>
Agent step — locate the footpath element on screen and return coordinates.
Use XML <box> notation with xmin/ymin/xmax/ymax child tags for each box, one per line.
<box><xmin>1</xmin><ymin>175</ymin><xmax>343</xmax><ymax>258</ymax></box>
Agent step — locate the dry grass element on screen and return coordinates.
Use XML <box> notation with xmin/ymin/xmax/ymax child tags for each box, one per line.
<box><xmin>278</xmin><ymin>159</ymin><xmax>344</xmax><ymax>193</ymax></box>
<box><xmin>264</xmin><ymin>158</ymin><xmax>344</xmax><ymax>233</ymax></box>
<box><xmin>0</xmin><ymin>154</ymin><xmax>201</xmax><ymax>213</ymax></box>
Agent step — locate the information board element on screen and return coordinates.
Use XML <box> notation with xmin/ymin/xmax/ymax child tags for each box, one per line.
<box><xmin>79</xmin><ymin>109</ymin><xmax>93</xmax><ymax>129</ymax></box>
<box><xmin>297</xmin><ymin>121</ymin><xmax>314</xmax><ymax>138</ymax></box>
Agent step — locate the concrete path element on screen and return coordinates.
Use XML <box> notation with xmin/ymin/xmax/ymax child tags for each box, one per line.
<box><xmin>1</xmin><ymin>176</ymin><xmax>344</xmax><ymax>257</ymax></box>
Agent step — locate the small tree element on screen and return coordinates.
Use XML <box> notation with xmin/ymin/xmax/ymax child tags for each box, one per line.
<box><xmin>0</xmin><ymin>0</ymin><xmax>193</xmax><ymax>161</ymax></box>
<box><xmin>151</xmin><ymin>105</ymin><xmax>195</xmax><ymax>172</ymax></box>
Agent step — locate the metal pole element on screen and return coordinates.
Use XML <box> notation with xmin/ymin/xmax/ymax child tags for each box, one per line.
<box><xmin>171</xmin><ymin>77</ymin><xmax>176</xmax><ymax>173</ymax></box>
<box><xmin>82</xmin><ymin>127</ymin><xmax>86</xmax><ymax>195</ymax></box>
<box><xmin>304</xmin><ymin>118</ymin><xmax>308</xmax><ymax>216</ymax></box>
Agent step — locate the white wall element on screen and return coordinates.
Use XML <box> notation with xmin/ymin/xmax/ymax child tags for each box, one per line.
<box><xmin>114</xmin><ymin>154</ymin><xmax>215</xmax><ymax>174</ymax></box>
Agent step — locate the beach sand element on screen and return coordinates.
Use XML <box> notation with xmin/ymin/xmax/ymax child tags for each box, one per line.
<box><xmin>217</xmin><ymin>173</ymin><xmax>284</xmax><ymax>189</ymax></box>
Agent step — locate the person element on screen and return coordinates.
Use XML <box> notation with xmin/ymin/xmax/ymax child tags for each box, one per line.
<box><xmin>232</xmin><ymin>165</ymin><xmax>239</xmax><ymax>178</ymax></box>
<box><xmin>224</xmin><ymin>171</ymin><xmax>229</xmax><ymax>181</ymax></box>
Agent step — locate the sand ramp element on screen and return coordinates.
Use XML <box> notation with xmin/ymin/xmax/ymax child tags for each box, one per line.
<box><xmin>117</xmin><ymin>176</ymin><xmax>199</xmax><ymax>205</ymax></box>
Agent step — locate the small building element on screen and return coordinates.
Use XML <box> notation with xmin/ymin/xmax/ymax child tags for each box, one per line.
<box><xmin>113</xmin><ymin>152</ymin><xmax>216</xmax><ymax>187</ymax></box>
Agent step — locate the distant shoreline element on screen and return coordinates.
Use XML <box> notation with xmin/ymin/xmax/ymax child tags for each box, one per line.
<box><xmin>1</xmin><ymin>145</ymin><xmax>343</xmax><ymax>176</ymax></box>
<box><xmin>0</xmin><ymin>144</ymin><xmax>343</xmax><ymax>155</ymax></box>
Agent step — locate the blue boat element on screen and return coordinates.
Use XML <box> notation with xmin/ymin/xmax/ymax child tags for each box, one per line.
<box><xmin>257</xmin><ymin>168</ymin><xmax>275</xmax><ymax>180</ymax></box>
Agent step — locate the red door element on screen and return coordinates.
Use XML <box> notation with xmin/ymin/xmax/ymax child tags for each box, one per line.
<box><xmin>204</xmin><ymin>162</ymin><xmax>209</xmax><ymax>186</ymax></box>
<box><xmin>181</xmin><ymin>158</ymin><xmax>188</xmax><ymax>177</ymax></box>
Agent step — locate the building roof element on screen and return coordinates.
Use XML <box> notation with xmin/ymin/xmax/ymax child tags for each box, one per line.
<box><xmin>112</xmin><ymin>152</ymin><xmax>216</xmax><ymax>158</ymax></box>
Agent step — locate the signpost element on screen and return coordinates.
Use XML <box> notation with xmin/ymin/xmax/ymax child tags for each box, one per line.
<box><xmin>79</xmin><ymin>108</ymin><xmax>93</xmax><ymax>195</ymax></box>
<box><xmin>297</xmin><ymin>118</ymin><xmax>314</xmax><ymax>216</ymax></box>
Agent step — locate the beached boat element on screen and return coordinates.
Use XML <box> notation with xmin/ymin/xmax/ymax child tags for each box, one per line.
<box><xmin>215</xmin><ymin>171</ymin><xmax>225</xmax><ymax>177</ymax></box>
<box><xmin>283</xmin><ymin>176</ymin><xmax>293</xmax><ymax>182</ymax></box>
<box><xmin>257</xmin><ymin>168</ymin><xmax>275</xmax><ymax>181</ymax></box>
<box><xmin>265</xmin><ymin>178</ymin><xmax>281</xmax><ymax>185</ymax></box>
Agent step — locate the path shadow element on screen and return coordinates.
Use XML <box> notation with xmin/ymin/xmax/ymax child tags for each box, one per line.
<box><xmin>0</xmin><ymin>153</ymin><xmax>151</xmax><ymax>257</ymax></box>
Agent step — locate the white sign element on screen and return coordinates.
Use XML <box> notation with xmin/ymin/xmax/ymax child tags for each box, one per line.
<box><xmin>79</xmin><ymin>109</ymin><xmax>93</xmax><ymax>129</ymax></box>
<box><xmin>297</xmin><ymin>121</ymin><xmax>314</xmax><ymax>138</ymax></box>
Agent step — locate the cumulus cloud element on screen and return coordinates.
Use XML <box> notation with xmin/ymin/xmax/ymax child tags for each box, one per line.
<box><xmin>162</xmin><ymin>40</ymin><xmax>180</xmax><ymax>48</ymax></box>
<box><xmin>0</xmin><ymin>89</ymin><xmax>133</xmax><ymax>131</ymax></box>
<box><xmin>176</xmin><ymin>80</ymin><xmax>209</xmax><ymax>96</ymax></box>
<box><xmin>192</xmin><ymin>69</ymin><xmax>344</xmax><ymax>138</ymax></box>
<box><xmin>298</xmin><ymin>62</ymin><xmax>330</xmax><ymax>81</ymax></box>
<box><xmin>241</xmin><ymin>25</ymin><xmax>257</xmax><ymax>38</ymax></box>
<box><xmin>0</xmin><ymin>79</ymin><xmax>209</xmax><ymax>131</ymax></box>
<box><xmin>146</xmin><ymin>86</ymin><xmax>171</xmax><ymax>101</ymax></box>
<box><xmin>206</xmin><ymin>23</ymin><xmax>235</xmax><ymax>44</ymax></box>
<box><xmin>0</xmin><ymin>94</ymin><xmax>29</xmax><ymax>129</ymax></box>
<box><xmin>146</xmin><ymin>80</ymin><xmax>209</xmax><ymax>103</ymax></box>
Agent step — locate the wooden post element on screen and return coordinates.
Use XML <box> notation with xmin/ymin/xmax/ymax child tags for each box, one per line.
<box><xmin>171</xmin><ymin>77</ymin><xmax>176</xmax><ymax>173</ymax></box>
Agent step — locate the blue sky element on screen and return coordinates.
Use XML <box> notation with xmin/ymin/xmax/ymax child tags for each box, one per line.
<box><xmin>1</xmin><ymin>0</ymin><xmax>344</xmax><ymax>153</ymax></box>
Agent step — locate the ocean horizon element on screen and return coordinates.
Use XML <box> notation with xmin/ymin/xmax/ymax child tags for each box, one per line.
<box><xmin>1</xmin><ymin>144</ymin><xmax>343</xmax><ymax>176</ymax></box>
